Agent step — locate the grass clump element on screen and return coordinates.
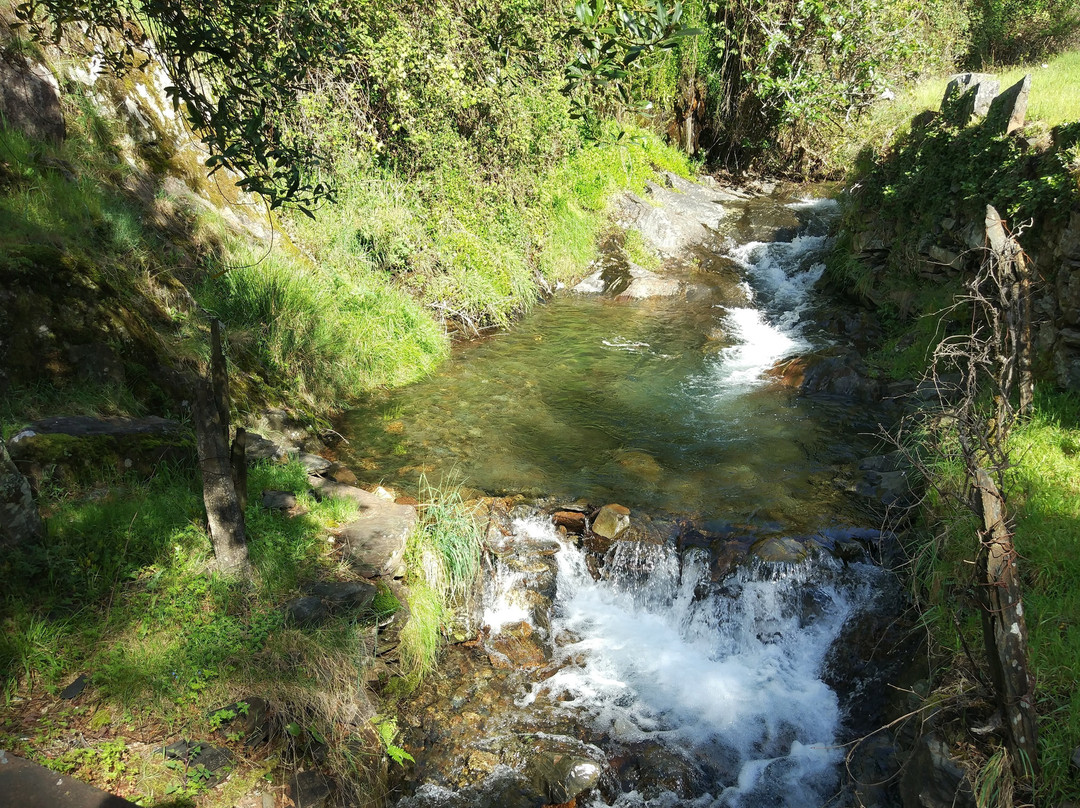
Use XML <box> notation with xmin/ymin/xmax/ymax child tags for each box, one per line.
<box><xmin>395</xmin><ymin>479</ymin><xmax>484</xmax><ymax>683</ymax></box>
<box><xmin>901</xmin><ymin>388</ymin><xmax>1080</xmax><ymax>804</ymax></box>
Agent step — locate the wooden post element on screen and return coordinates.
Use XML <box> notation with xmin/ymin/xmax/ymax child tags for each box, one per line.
<box><xmin>985</xmin><ymin>205</ymin><xmax>1034</xmax><ymax>421</ymax></box>
<box><xmin>194</xmin><ymin>320</ymin><xmax>249</xmax><ymax>576</ymax></box>
<box><xmin>974</xmin><ymin>468</ymin><xmax>1039</xmax><ymax>777</ymax></box>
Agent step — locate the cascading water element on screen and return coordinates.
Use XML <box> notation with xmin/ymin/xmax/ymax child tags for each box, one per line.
<box><xmin>481</xmin><ymin>517</ymin><xmax>894</xmax><ymax>808</ymax></box>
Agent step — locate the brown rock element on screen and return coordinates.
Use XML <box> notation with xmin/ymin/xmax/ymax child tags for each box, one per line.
<box><xmin>591</xmin><ymin>504</ymin><xmax>630</xmax><ymax>539</ymax></box>
<box><xmin>486</xmin><ymin>621</ymin><xmax>549</xmax><ymax>669</ymax></box>
<box><xmin>553</xmin><ymin>511</ymin><xmax>587</xmax><ymax>534</ymax></box>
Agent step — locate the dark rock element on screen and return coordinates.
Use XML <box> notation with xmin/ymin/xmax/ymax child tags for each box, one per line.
<box><xmin>66</xmin><ymin>344</ymin><xmax>125</xmax><ymax>387</ymax></box>
<box><xmin>161</xmin><ymin>740</ymin><xmax>233</xmax><ymax>787</ymax></box>
<box><xmin>60</xmin><ymin>674</ymin><xmax>89</xmax><ymax>700</ymax></box>
<box><xmin>0</xmin><ymin>751</ymin><xmax>138</xmax><ymax>808</ymax></box>
<box><xmin>305</xmin><ymin>580</ymin><xmax>378</xmax><ymax>609</ymax></box>
<box><xmin>261</xmin><ymin>490</ymin><xmax>298</xmax><ymax>511</ymax></box>
<box><xmin>288</xmin><ymin>770</ymin><xmax>334</xmax><ymax>808</ymax></box>
<box><xmin>1071</xmin><ymin>745</ymin><xmax>1080</xmax><ymax>772</ymax></box>
<box><xmin>7</xmin><ymin>416</ymin><xmax>197</xmax><ymax>488</ymax></box>
<box><xmin>0</xmin><ymin>56</ymin><xmax>65</xmax><ymax>144</ymax></box>
<box><xmin>245</xmin><ymin>433</ymin><xmax>289</xmax><ymax>464</ymax></box>
<box><xmin>800</xmin><ymin>352</ymin><xmax>881</xmax><ymax>401</ymax></box>
<box><xmin>210</xmin><ymin>697</ymin><xmax>270</xmax><ymax>745</ymax></box>
<box><xmin>284</xmin><ymin>596</ymin><xmax>328</xmax><ymax>627</ymax></box>
<box><xmin>899</xmin><ymin>734</ymin><xmax>974</xmax><ymax>808</ymax></box>
<box><xmin>0</xmin><ymin>440</ymin><xmax>43</xmax><ymax>548</ymax></box>
<box><xmin>986</xmin><ymin>74</ymin><xmax>1031</xmax><ymax>135</ymax></box>
<box><xmin>591</xmin><ymin>504</ymin><xmax>630</xmax><ymax>539</ymax></box>
<box><xmin>325</xmin><ymin>463</ymin><xmax>358</xmax><ymax>485</ymax></box>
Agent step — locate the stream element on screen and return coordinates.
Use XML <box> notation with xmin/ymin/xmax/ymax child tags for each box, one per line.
<box><xmin>340</xmin><ymin>183</ymin><xmax>909</xmax><ymax>807</ymax></box>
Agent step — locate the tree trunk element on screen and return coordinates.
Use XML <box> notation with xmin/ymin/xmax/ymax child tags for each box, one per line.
<box><xmin>193</xmin><ymin>320</ymin><xmax>249</xmax><ymax>576</ymax></box>
<box><xmin>974</xmin><ymin>468</ymin><xmax>1039</xmax><ymax>777</ymax></box>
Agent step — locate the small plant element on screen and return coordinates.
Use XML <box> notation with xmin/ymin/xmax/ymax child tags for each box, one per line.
<box><xmin>373</xmin><ymin>716</ymin><xmax>414</xmax><ymax>767</ymax></box>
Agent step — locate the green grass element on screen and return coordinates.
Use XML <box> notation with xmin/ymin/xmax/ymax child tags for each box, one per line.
<box><xmin>903</xmin><ymin>388</ymin><xmax>1080</xmax><ymax>803</ymax></box>
<box><xmin>0</xmin><ymin>458</ymin><xmax>388</xmax><ymax>803</ymax></box>
<box><xmin>1005</xmin><ymin>390</ymin><xmax>1080</xmax><ymax>803</ymax></box>
<box><xmin>825</xmin><ymin>48</ymin><xmax>1080</xmax><ymax>175</ymax></box>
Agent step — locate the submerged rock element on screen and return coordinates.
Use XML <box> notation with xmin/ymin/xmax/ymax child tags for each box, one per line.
<box><xmin>527</xmin><ymin>751</ymin><xmax>602</xmax><ymax>804</ymax></box>
<box><xmin>486</xmin><ymin>620</ymin><xmax>549</xmax><ymax>669</ymax></box>
<box><xmin>750</xmin><ymin>536</ymin><xmax>807</xmax><ymax>563</ymax></box>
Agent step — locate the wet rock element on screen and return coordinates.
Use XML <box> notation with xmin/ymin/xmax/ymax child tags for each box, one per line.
<box><xmin>856</xmin><ymin>453</ymin><xmax>917</xmax><ymax>510</ymax></box>
<box><xmin>613</xmin><ymin>450</ymin><xmax>663</xmax><ymax>481</ymax></box>
<box><xmin>899</xmin><ymin>734</ymin><xmax>974</xmax><ymax>808</ymax></box>
<box><xmin>850</xmin><ymin>734</ymin><xmax>903</xmax><ymax>808</ymax></box>
<box><xmin>614</xmin><ymin>266</ymin><xmax>682</xmax><ymax>300</ymax></box>
<box><xmin>468</xmin><ymin>750</ymin><xmax>501</xmax><ymax>776</ymax></box>
<box><xmin>799</xmin><ymin>352</ymin><xmax>881</xmax><ymax>401</ymax></box>
<box><xmin>0</xmin><ymin>56</ymin><xmax>65</xmax><ymax>144</ymax></box>
<box><xmin>527</xmin><ymin>752</ymin><xmax>602</xmax><ymax>805</ymax></box>
<box><xmin>486</xmin><ymin>621</ymin><xmax>549</xmax><ymax>669</ymax></box>
<box><xmin>591</xmin><ymin>504</ymin><xmax>630</xmax><ymax>540</ymax></box>
<box><xmin>325</xmin><ymin>463</ymin><xmax>358</xmax><ymax>484</ymax></box>
<box><xmin>288</xmin><ymin>770</ymin><xmax>334</xmax><ymax>808</ymax></box>
<box><xmin>284</xmin><ymin>596</ymin><xmax>328</xmax><ymax>627</ymax></box>
<box><xmin>986</xmin><ymin>74</ymin><xmax>1031</xmax><ymax>136</ymax></box>
<box><xmin>0</xmin><ymin>440</ymin><xmax>43</xmax><ymax>548</ymax></box>
<box><xmin>750</xmin><ymin>536</ymin><xmax>806</xmax><ymax>563</ymax></box>
<box><xmin>552</xmin><ymin>510</ymin><xmax>587</xmax><ymax>534</ymax></box>
<box><xmin>7</xmin><ymin>416</ymin><xmax>196</xmax><ymax>488</ymax></box>
<box><xmin>260</xmin><ymin>489</ymin><xmax>297</xmax><ymax>511</ymax></box>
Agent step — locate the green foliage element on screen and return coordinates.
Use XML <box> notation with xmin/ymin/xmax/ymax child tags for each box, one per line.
<box><xmin>563</xmin><ymin>0</ymin><xmax>700</xmax><ymax>125</ymax></box>
<box><xmin>965</xmin><ymin>0</ymin><xmax>1080</xmax><ymax>67</ymax></box>
<box><xmin>670</xmin><ymin>0</ymin><xmax>966</xmax><ymax>170</ymax></box>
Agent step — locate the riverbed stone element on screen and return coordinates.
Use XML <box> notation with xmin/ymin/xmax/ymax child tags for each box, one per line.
<box><xmin>614</xmin><ymin>266</ymin><xmax>682</xmax><ymax>300</ymax></box>
<box><xmin>486</xmin><ymin>620</ymin><xmax>549</xmax><ymax>669</ymax></box>
<box><xmin>552</xmin><ymin>510</ymin><xmax>587</xmax><ymax>534</ymax></box>
<box><xmin>751</xmin><ymin>536</ymin><xmax>806</xmax><ymax>563</ymax></box>
<box><xmin>527</xmin><ymin>752</ymin><xmax>602</xmax><ymax>804</ymax></box>
<box><xmin>591</xmin><ymin>504</ymin><xmax>630</xmax><ymax>539</ymax></box>
<box><xmin>899</xmin><ymin>734</ymin><xmax>974</xmax><ymax>808</ymax></box>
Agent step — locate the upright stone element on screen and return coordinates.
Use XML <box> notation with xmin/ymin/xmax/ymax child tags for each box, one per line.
<box><xmin>941</xmin><ymin>73</ymin><xmax>999</xmax><ymax>124</ymax></box>
<box><xmin>0</xmin><ymin>440</ymin><xmax>43</xmax><ymax>548</ymax></box>
<box><xmin>986</xmin><ymin>74</ymin><xmax>1031</xmax><ymax>135</ymax></box>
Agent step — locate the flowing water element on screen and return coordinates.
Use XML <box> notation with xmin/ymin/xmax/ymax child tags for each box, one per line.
<box><xmin>341</xmin><ymin>186</ymin><xmax>904</xmax><ymax>807</ymax></box>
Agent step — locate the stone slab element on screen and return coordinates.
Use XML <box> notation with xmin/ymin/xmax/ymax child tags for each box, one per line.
<box><xmin>0</xmin><ymin>750</ymin><xmax>138</xmax><ymax>808</ymax></box>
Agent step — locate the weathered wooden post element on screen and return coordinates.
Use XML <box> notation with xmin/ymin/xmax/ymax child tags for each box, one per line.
<box><xmin>973</xmin><ymin>469</ymin><xmax>1039</xmax><ymax>776</ymax></box>
<box><xmin>985</xmin><ymin>205</ymin><xmax>1033</xmax><ymax>421</ymax></box>
<box><xmin>193</xmin><ymin>320</ymin><xmax>249</xmax><ymax>575</ymax></box>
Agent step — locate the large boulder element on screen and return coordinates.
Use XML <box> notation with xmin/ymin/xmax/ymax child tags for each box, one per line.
<box><xmin>0</xmin><ymin>441</ymin><xmax>43</xmax><ymax>548</ymax></box>
<box><xmin>7</xmin><ymin>416</ymin><xmax>196</xmax><ymax>488</ymax></box>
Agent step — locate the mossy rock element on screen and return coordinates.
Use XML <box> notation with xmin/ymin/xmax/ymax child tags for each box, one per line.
<box><xmin>7</xmin><ymin>415</ymin><xmax>197</xmax><ymax>489</ymax></box>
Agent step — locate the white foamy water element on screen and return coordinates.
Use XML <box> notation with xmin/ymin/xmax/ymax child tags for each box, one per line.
<box><xmin>702</xmin><ymin>205</ymin><xmax>832</xmax><ymax>390</ymax></box>
<box><xmin>502</xmin><ymin>517</ymin><xmax>879</xmax><ymax>807</ymax></box>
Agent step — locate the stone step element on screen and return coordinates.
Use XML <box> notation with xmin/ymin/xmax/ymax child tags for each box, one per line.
<box><xmin>0</xmin><ymin>750</ymin><xmax>138</xmax><ymax>808</ymax></box>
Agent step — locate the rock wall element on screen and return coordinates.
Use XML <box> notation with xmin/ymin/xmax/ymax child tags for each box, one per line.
<box><xmin>841</xmin><ymin>72</ymin><xmax>1080</xmax><ymax>390</ymax></box>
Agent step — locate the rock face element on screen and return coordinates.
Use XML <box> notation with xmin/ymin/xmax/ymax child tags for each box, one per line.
<box><xmin>941</xmin><ymin>72</ymin><xmax>1000</xmax><ymax>120</ymax></box>
<box><xmin>7</xmin><ymin>416</ymin><xmax>196</xmax><ymax>487</ymax></box>
<box><xmin>986</xmin><ymin>74</ymin><xmax>1030</xmax><ymax>135</ymax></box>
<box><xmin>0</xmin><ymin>56</ymin><xmax>65</xmax><ymax>144</ymax></box>
<box><xmin>0</xmin><ymin>441</ymin><xmax>43</xmax><ymax>548</ymax></box>
<box><xmin>617</xmin><ymin>172</ymin><xmax>739</xmax><ymax>258</ymax></box>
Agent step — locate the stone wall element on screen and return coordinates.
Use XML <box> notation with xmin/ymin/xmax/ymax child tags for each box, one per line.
<box><xmin>842</xmin><ymin>72</ymin><xmax>1080</xmax><ymax>390</ymax></box>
